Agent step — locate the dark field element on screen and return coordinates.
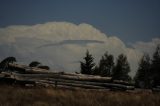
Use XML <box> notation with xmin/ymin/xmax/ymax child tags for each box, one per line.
<box><xmin>0</xmin><ymin>85</ymin><xmax>160</xmax><ymax>106</ymax></box>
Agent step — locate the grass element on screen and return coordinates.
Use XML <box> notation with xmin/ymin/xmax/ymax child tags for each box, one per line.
<box><xmin>0</xmin><ymin>85</ymin><xmax>160</xmax><ymax>106</ymax></box>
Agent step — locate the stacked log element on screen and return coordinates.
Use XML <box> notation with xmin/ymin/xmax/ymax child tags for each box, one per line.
<box><xmin>0</xmin><ymin>63</ymin><xmax>135</xmax><ymax>91</ymax></box>
<box><xmin>0</xmin><ymin>72</ymin><xmax>134</xmax><ymax>91</ymax></box>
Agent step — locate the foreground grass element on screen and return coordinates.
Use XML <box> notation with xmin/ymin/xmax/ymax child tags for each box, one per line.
<box><xmin>0</xmin><ymin>85</ymin><xmax>160</xmax><ymax>106</ymax></box>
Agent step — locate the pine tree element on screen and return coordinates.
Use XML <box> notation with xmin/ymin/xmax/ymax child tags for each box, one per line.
<box><xmin>151</xmin><ymin>44</ymin><xmax>160</xmax><ymax>86</ymax></box>
<box><xmin>80</xmin><ymin>50</ymin><xmax>95</xmax><ymax>75</ymax></box>
<box><xmin>134</xmin><ymin>54</ymin><xmax>151</xmax><ymax>88</ymax></box>
<box><xmin>99</xmin><ymin>52</ymin><xmax>114</xmax><ymax>77</ymax></box>
<box><xmin>112</xmin><ymin>54</ymin><xmax>131</xmax><ymax>81</ymax></box>
<box><xmin>92</xmin><ymin>65</ymin><xmax>100</xmax><ymax>75</ymax></box>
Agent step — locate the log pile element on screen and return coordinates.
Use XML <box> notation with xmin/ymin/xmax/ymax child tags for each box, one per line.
<box><xmin>0</xmin><ymin>63</ymin><xmax>135</xmax><ymax>91</ymax></box>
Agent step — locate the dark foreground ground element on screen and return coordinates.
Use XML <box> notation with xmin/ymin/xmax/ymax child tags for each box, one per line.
<box><xmin>0</xmin><ymin>85</ymin><xmax>160</xmax><ymax>106</ymax></box>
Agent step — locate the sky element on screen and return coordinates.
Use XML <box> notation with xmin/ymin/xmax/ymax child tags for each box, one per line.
<box><xmin>0</xmin><ymin>0</ymin><xmax>160</xmax><ymax>77</ymax></box>
<box><xmin>0</xmin><ymin>0</ymin><xmax>160</xmax><ymax>43</ymax></box>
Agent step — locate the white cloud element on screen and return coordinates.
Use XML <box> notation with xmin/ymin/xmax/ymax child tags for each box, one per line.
<box><xmin>0</xmin><ymin>22</ymin><xmax>158</xmax><ymax>77</ymax></box>
<box><xmin>132</xmin><ymin>38</ymin><xmax>160</xmax><ymax>57</ymax></box>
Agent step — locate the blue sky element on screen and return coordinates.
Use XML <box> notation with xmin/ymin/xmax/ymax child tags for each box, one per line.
<box><xmin>0</xmin><ymin>0</ymin><xmax>160</xmax><ymax>75</ymax></box>
<box><xmin>0</xmin><ymin>0</ymin><xmax>160</xmax><ymax>43</ymax></box>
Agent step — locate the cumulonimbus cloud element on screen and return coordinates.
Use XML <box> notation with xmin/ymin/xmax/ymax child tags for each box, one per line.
<box><xmin>0</xmin><ymin>22</ymin><xmax>159</xmax><ymax>77</ymax></box>
<box><xmin>132</xmin><ymin>38</ymin><xmax>160</xmax><ymax>57</ymax></box>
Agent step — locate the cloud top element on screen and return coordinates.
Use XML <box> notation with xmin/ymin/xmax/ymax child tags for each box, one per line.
<box><xmin>0</xmin><ymin>22</ymin><xmax>159</xmax><ymax>77</ymax></box>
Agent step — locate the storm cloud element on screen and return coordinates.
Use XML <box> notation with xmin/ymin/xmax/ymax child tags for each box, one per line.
<box><xmin>0</xmin><ymin>22</ymin><xmax>158</xmax><ymax>76</ymax></box>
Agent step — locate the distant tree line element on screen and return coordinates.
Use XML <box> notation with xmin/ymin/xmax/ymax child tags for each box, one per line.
<box><xmin>134</xmin><ymin>44</ymin><xmax>160</xmax><ymax>88</ymax></box>
<box><xmin>80</xmin><ymin>44</ymin><xmax>160</xmax><ymax>88</ymax></box>
<box><xmin>80</xmin><ymin>50</ymin><xmax>131</xmax><ymax>82</ymax></box>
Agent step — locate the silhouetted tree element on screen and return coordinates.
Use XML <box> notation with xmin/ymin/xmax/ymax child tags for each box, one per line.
<box><xmin>112</xmin><ymin>54</ymin><xmax>131</xmax><ymax>81</ymax></box>
<box><xmin>29</xmin><ymin>61</ymin><xmax>41</xmax><ymax>67</ymax></box>
<box><xmin>134</xmin><ymin>54</ymin><xmax>152</xmax><ymax>88</ymax></box>
<box><xmin>0</xmin><ymin>57</ymin><xmax>16</xmax><ymax>72</ymax></box>
<box><xmin>151</xmin><ymin>44</ymin><xmax>160</xmax><ymax>86</ymax></box>
<box><xmin>98</xmin><ymin>52</ymin><xmax>114</xmax><ymax>77</ymax></box>
<box><xmin>92</xmin><ymin>65</ymin><xmax>100</xmax><ymax>75</ymax></box>
<box><xmin>80</xmin><ymin>50</ymin><xmax>95</xmax><ymax>75</ymax></box>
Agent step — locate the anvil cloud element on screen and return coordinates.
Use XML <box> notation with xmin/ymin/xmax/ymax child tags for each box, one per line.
<box><xmin>0</xmin><ymin>22</ymin><xmax>159</xmax><ymax>76</ymax></box>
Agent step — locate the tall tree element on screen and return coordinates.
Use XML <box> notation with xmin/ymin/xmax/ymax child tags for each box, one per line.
<box><xmin>80</xmin><ymin>50</ymin><xmax>95</xmax><ymax>75</ymax></box>
<box><xmin>99</xmin><ymin>52</ymin><xmax>114</xmax><ymax>77</ymax></box>
<box><xmin>92</xmin><ymin>65</ymin><xmax>100</xmax><ymax>75</ymax></box>
<box><xmin>134</xmin><ymin>54</ymin><xmax>151</xmax><ymax>88</ymax></box>
<box><xmin>112</xmin><ymin>54</ymin><xmax>131</xmax><ymax>81</ymax></box>
<box><xmin>151</xmin><ymin>44</ymin><xmax>160</xmax><ymax>86</ymax></box>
